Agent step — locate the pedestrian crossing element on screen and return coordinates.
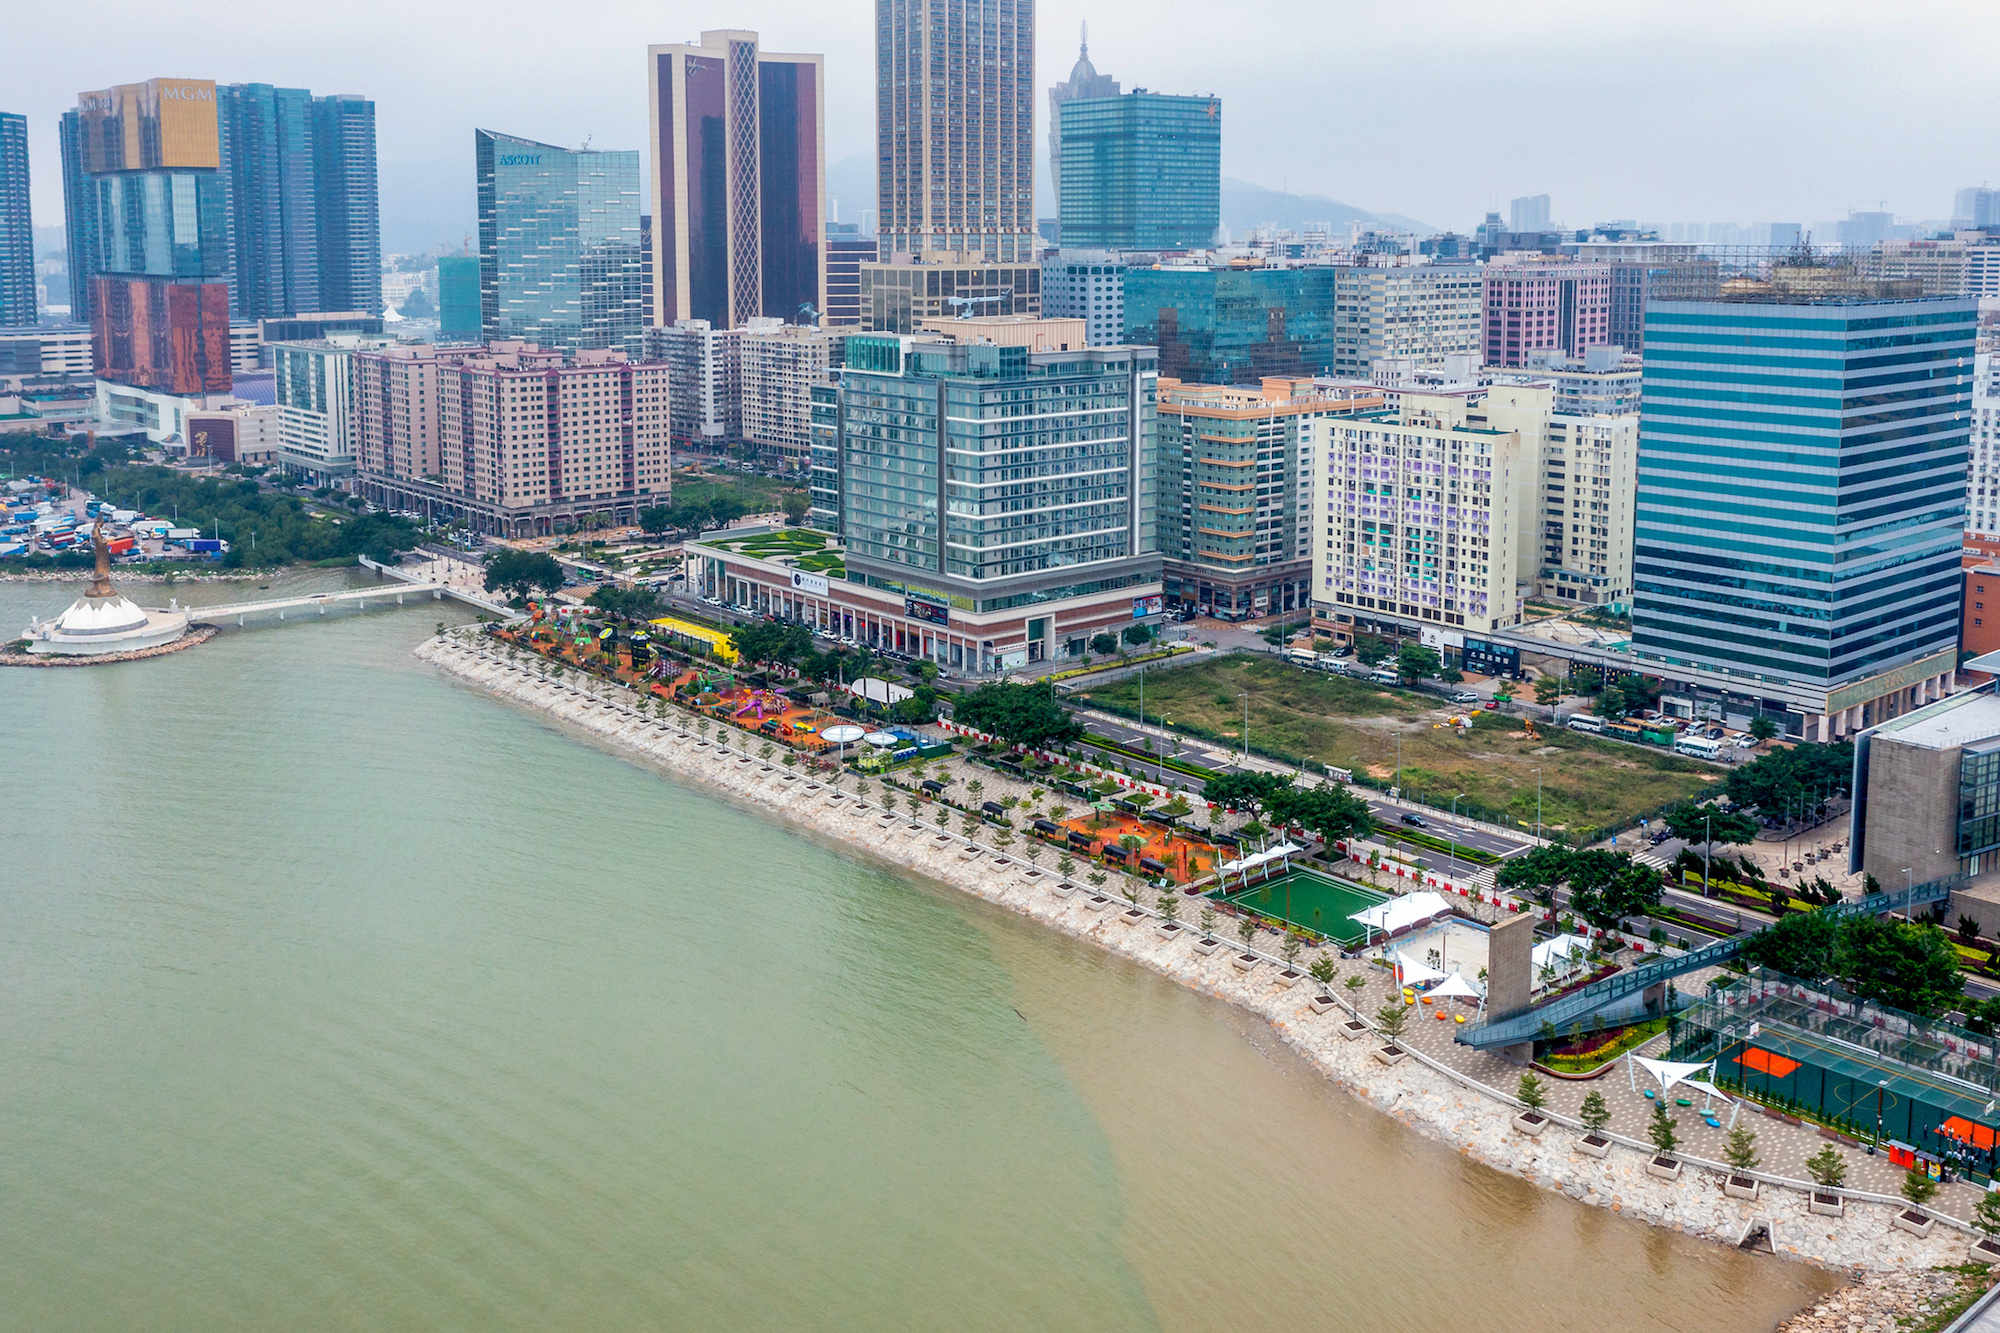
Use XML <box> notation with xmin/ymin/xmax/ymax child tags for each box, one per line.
<box><xmin>1635</xmin><ymin>852</ymin><xmax>1672</xmax><ymax>872</ymax></box>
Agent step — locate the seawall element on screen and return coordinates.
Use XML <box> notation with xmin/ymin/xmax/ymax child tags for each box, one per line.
<box><xmin>415</xmin><ymin>632</ymin><xmax>1972</xmax><ymax>1278</ymax></box>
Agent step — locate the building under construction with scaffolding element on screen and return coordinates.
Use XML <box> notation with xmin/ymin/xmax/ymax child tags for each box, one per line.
<box><xmin>1671</xmin><ymin>967</ymin><xmax>2000</xmax><ymax>1180</ymax></box>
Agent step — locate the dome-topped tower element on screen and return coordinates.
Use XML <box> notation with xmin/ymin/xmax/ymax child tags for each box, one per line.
<box><xmin>1048</xmin><ymin>23</ymin><xmax>1120</xmax><ymax>232</ymax></box>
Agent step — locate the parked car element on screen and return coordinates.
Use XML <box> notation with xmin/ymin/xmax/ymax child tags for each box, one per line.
<box><xmin>1450</xmin><ymin>690</ymin><xmax>1480</xmax><ymax>704</ymax></box>
<box><xmin>1735</xmin><ymin>736</ymin><xmax>1759</xmax><ymax>749</ymax></box>
<box><xmin>1400</xmin><ymin>813</ymin><xmax>1428</xmax><ymax>829</ymax></box>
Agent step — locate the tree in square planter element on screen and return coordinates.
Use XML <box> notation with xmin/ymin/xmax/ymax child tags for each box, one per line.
<box><xmin>1895</xmin><ymin>1166</ymin><xmax>1939</xmax><ymax>1237</ymax></box>
<box><xmin>1973</xmin><ymin>1189</ymin><xmax>2000</xmax><ymax>1262</ymax></box>
<box><xmin>1155</xmin><ymin>892</ymin><xmax>1183</xmax><ymax>939</ymax></box>
<box><xmin>1235</xmin><ymin>914</ymin><xmax>1260</xmax><ymax>969</ymax></box>
<box><xmin>1645</xmin><ymin>1102</ymin><xmax>1682</xmax><ymax>1179</ymax></box>
<box><xmin>1374</xmin><ymin>999</ymin><xmax>1410</xmax><ymax>1064</ymax></box>
<box><xmin>1576</xmin><ymin>1090</ymin><xmax>1612</xmax><ymax>1157</ymax></box>
<box><xmin>1308</xmin><ymin>954</ymin><xmax>1341</xmax><ymax>1011</ymax></box>
<box><xmin>1513</xmin><ymin>1073</ymin><xmax>1549</xmax><ymax>1136</ymax></box>
<box><xmin>1722</xmin><ymin>1126</ymin><xmax>1760</xmax><ymax>1200</ymax></box>
<box><xmin>1804</xmin><ymin>1145</ymin><xmax>1847</xmax><ymax>1216</ymax></box>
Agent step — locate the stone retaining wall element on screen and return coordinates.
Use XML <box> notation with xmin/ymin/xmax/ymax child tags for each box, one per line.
<box><xmin>416</xmin><ymin>633</ymin><xmax>1969</xmax><ymax>1277</ymax></box>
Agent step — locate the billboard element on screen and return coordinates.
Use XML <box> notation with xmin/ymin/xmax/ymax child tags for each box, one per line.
<box><xmin>1460</xmin><ymin>636</ymin><xmax>1521</xmax><ymax>679</ymax></box>
<box><xmin>1132</xmin><ymin>594</ymin><xmax>1164</xmax><ymax>619</ymax></box>
<box><xmin>789</xmin><ymin>569</ymin><xmax>830</xmax><ymax>596</ymax></box>
<box><xmin>905</xmin><ymin>597</ymin><xmax>949</xmax><ymax>627</ymax></box>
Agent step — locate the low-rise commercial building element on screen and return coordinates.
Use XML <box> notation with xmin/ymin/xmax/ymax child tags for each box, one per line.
<box><xmin>187</xmin><ymin>400</ymin><xmax>282</xmax><ymax>465</ymax></box>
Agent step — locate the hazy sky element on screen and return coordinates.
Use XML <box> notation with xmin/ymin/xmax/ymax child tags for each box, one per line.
<box><xmin>15</xmin><ymin>0</ymin><xmax>2000</xmax><ymax>246</ymax></box>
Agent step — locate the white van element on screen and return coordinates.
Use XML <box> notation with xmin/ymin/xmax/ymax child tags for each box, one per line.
<box><xmin>1675</xmin><ymin>735</ymin><xmax>1724</xmax><ymax>760</ymax></box>
<box><xmin>1566</xmin><ymin>714</ymin><xmax>1605</xmax><ymax>733</ymax></box>
<box><xmin>1368</xmin><ymin>668</ymin><xmax>1400</xmax><ymax>686</ymax></box>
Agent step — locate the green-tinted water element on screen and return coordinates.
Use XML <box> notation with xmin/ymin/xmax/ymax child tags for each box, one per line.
<box><xmin>0</xmin><ymin>572</ymin><xmax>1839</xmax><ymax>1331</ymax></box>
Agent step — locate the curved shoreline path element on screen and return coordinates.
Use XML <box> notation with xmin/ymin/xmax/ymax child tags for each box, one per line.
<box><xmin>417</xmin><ymin>633</ymin><xmax>1969</xmax><ymax>1277</ymax></box>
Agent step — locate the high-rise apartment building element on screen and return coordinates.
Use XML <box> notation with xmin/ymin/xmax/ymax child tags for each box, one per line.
<box><xmin>1333</xmin><ymin>263</ymin><xmax>1484</xmax><ymax>379</ymax></box>
<box><xmin>1042</xmin><ymin>253</ymin><xmax>1125</xmax><ymax>347</ymax></box>
<box><xmin>1308</xmin><ymin>383</ymin><xmax>1546</xmax><ymax>644</ymax></box>
<box><xmin>62</xmin><ymin>79</ymin><xmax>234</xmax><ymax>395</ymax></box>
<box><xmin>271</xmin><ymin>333</ymin><xmax>391</xmax><ymax>482</ymax></box>
<box><xmin>1955</xmin><ymin>188</ymin><xmax>2000</xmax><ymax>231</ymax></box>
<box><xmin>1568</xmin><ymin>242</ymin><xmax>1720</xmax><ymax>352</ymax></box>
<box><xmin>1533</xmin><ymin>407</ymin><xmax>1637</xmax><ymax>608</ymax></box>
<box><xmin>353</xmin><ymin>342</ymin><xmax>670</xmax><ymax>534</ymax></box>
<box><xmin>647</xmin><ymin>319</ymin><xmax>741</xmax><ymax>450</ymax></box>
<box><xmin>1481</xmin><ymin>255</ymin><xmax>1611</xmax><ymax>368</ymax></box>
<box><xmin>1156</xmin><ymin>376</ymin><xmax>1380</xmax><ymax>620</ymax></box>
<box><xmin>876</xmin><ymin>0</ymin><xmax>1035</xmax><ymax>263</ymax></box>
<box><xmin>1632</xmin><ymin>296</ymin><xmax>1974</xmax><ymax>740</ymax></box>
<box><xmin>476</xmin><ymin>129</ymin><xmax>645</xmax><ymax>358</ymax></box>
<box><xmin>857</xmin><ymin>253</ymin><xmax>1040</xmax><ymax>332</ymax></box>
<box><xmin>1858</xmin><ymin>235</ymin><xmax>2000</xmax><ymax>299</ymax></box>
<box><xmin>739</xmin><ymin>318</ymin><xmax>834</xmax><ymax>467</ymax></box>
<box><xmin>1125</xmin><ymin>266</ymin><xmax>1341</xmax><ymax>385</ymax></box>
<box><xmin>646</xmin><ymin>30</ymin><xmax>826</xmax><ymax>329</ymax></box>
<box><xmin>1509</xmin><ymin>195</ymin><xmax>1551</xmax><ymax>233</ymax></box>
<box><xmin>1966</xmin><ymin>352</ymin><xmax>2000</xmax><ymax>539</ymax></box>
<box><xmin>0</xmin><ymin>113</ymin><xmax>32</xmax><ymax>325</ymax></box>
<box><xmin>1057</xmin><ymin>92</ymin><xmax>1219</xmax><ymax>252</ymax></box>
<box><xmin>308</xmin><ymin>94</ymin><xmax>380</xmax><ymax>316</ymax></box>
<box><xmin>823</xmin><ymin>226</ymin><xmax>877</xmax><ymax>327</ymax></box>
<box><xmin>1046</xmin><ymin>30</ymin><xmax>1117</xmax><ymax>228</ymax></box>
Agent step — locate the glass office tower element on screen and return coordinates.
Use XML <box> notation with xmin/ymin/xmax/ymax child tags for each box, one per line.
<box><xmin>218</xmin><ymin>85</ymin><xmax>381</xmax><ymax>319</ymax></box>
<box><xmin>476</xmin><ymin>129</ymin><xmax>645</xmax><ymax>357</ymax></box>
<box><xmin>838</xmin><ymin>336</ymin><xmax>1157</xmax><ymax>601</ymax></box>
<box><xmin>436</xmin><ymin>255</ymin><xmax>480</xmax><ymax>339</ymax></box>
<box><xmin>0</xmin><ymin>113</ymin><xmax>32</xmax><ymax>325</ymax></box>
<box><xmin>1123</xmin><ymin>266</ymin><xmax>1338</xmax><ymax>385</ymax></box>
<box><xmin>1632</xmin><ymin>295</ymin><xmax>1975</xmax><ymax>735</ymax></box>
<box><xmin>1057</xmin><ymin>92</ymin><xmax>1219</xmax><ymax>251</ymax></box>
<box><xmin>647</xmin><ymin>30</ymin><xmax>826</xmax><ymax>329</ymax></box>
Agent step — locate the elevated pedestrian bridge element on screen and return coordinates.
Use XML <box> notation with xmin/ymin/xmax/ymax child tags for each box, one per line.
<box><xmin>1455</xmin><ymin>874</ymin><xmax>1960</xmax><ymax>1050</ymax></box>
<box><xmin>193</xmin><ymin>582</ymin><xmax>448</xmax><ymax>625</ymax></box>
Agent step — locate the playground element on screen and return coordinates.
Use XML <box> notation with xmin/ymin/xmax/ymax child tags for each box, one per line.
<box><xmin>1211</xmin><ymin>869</ymin><xmax>1389</xmax><ymax>948</ymax></box>
<box><xmin>675</xmin><ymin>673</ymin><xmax>842</xmax><ymax>750</ymax></box>
<box><xmin>1052</xmin><ymin>810</ymin><xmax>1226</xmax><ymax>885</ymax></box>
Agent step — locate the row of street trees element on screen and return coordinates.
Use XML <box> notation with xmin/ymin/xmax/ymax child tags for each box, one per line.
<box><xmin>1202</xmin><ymin>771</ymin><xmax>1374</xmax><ymax>843</ymax></box>
<box><xmin>1495</xmin><ymin>845</ymin><xmax>1665</xmax><ymax>928</ymax></box>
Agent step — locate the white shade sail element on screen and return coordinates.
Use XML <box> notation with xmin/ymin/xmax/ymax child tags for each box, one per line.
<box><xmin>1428</xmin><ymin>971</ymin><xmax>1484</xmax><ymax>1001</ymax></box>
<box><xmin>1350</xmin><ymin>890</ymin><xmax>1452</xmax><ymax>936</ymax></box>
<box><xmin>1395</xmin><ymin>951</ymin><xmax>1447</xmax><ymax>986</ymax></box>
<box><xmin>1634</xmin><ymin>1056</ymin><xmax>1715</xmax><ymax>1097</ymax></box>
<box><xmin>1218</xmin><ymin>843</ymin><xmax>1304</xmax><ymax>875</ymax></box>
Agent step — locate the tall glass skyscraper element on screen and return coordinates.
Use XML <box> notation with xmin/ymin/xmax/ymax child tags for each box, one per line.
<box><xmin>1632</xmin><ymin>295</ymin><xmax>1975</xmax><ymax>739</ymax></box>
<box><xmin>0</xmin><ymin>113</ymin><xmax>33</xmax><ymax>325</ymax></box>
<box><xmin>61</xmin><ymin>78</ymin><xmax>233</xmax><ymax>394</ymax></box>
<box><xmin>217</xmin><ymin>85</ymin><xmax>381</xmax><ymax>319</ymax></box>
<box><xmin>1057</xmin><ymin>92</ymin><xmax>1219</xmax><ymax>251</ymax></box>
<box><xmin>876</xmin><ymin>0</ymin><xmax>1035</xmax><ymax>262</ymax></box>
<box><xmin>436</xmin><ymin>255</ymin><xmax>480</xmax><ymax>339</ymax></box>
<box><xmin>647</xmin><ymin>30</ymin><xmax>825</xmax><ymax>330</ymax></box>
<box><xmin>476</xmin><ymin>130</ymin><xmax>645</xmax><ymax>357</ymax></box>
<box><xmin>1123</xmin><ymin>267</ymin><xmax>1338</xmax><ymax>385</ymax></box>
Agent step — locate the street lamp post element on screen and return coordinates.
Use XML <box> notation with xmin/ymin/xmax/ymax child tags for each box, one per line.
<box><xmin>1903</xmin><ymin>867</ymin><xmax>1914</xmax><ymax>923</ymax></box>
<box><xmin>1703</xmin><ymin>811</ymin><xmax>1713</xmax><ymax>899</ymax></box>
<box><xmin>1533</xmin><ymin>767</ymin><xmax>1543</xmax><ymax>845</ymax></box>
<box><xmin>1240</xmin><ymin>691</ymin><xmax>1250</xmax><ymax>765</ymax></box>
<box><xmin>1874</xmin><ymin>1079</ymin><xmax>1889</xmax><ymax>1154</ymax></box>
<box><xmin>1449</xmin><ymin>793</ymin><xmax>1465</xmax><ymax>880</ymax></box>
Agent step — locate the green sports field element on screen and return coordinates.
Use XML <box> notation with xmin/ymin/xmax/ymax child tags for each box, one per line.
<box><xmin>1212</xmin><ymin>870</ymin><xmax>1388</xmax><ymax>946</ymax></box>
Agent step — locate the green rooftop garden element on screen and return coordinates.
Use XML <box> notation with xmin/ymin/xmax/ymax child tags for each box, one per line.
<box><xmin>708</xmin><ymin>528</ymin><xmax>845</xmax><ymax>576</ymax></box>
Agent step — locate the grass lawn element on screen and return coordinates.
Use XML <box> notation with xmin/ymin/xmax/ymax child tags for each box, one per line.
<box><xmin>670</xmin><ymin>467</ymin><xmax>806</xmax><ymax>516</ymax></box>
<box><xmin>1077</xmin><ymin>655</ymin><xmax>1720</xmax><ymax>837</ymax></box>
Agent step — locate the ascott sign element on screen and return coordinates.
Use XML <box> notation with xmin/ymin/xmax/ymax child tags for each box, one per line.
<box><xmin>790</xmin><ymin>569</ymin><xmax>830</xmax><ymax>596</ymax></box>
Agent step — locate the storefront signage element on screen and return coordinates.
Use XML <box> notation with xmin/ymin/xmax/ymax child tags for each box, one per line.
<box><xmin>905</xmin><ymin>597</ymin><xmax>949</xmax><ymax>627</ymax></box>
<box><xmin>1461</xmin><ymin>636</ymin><xmax>1521</xmax><ymax>679</ymax></box>
<box><xmin>789</xmin><ymin>569</ymin><xmax>830</xmax><ymax>596</ymax></box>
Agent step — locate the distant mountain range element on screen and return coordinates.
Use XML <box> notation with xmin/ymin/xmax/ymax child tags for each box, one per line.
<box><xmin>1220</xmin><ymin>179</ymin><xmax>1435</xmax><ymax>238</ymax></box>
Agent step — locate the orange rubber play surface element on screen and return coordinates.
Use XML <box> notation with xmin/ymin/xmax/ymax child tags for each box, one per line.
<box><xmin>1052</xmin><ymin>810</ymin><xmax>1223</xmax><ymax>884</ymax></box>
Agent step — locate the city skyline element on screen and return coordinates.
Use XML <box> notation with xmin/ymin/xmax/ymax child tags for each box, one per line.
<box><xmin>11</xmin><ymin>0</ymin><xmax>2000</xmax><ymax>255</ymax></box>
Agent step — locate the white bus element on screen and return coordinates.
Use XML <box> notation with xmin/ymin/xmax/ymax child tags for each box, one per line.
<box><xmin>1565</xmin><ymin>714</ymin><xmax>1605</xmax><ymax>733</ymax></box>
<box><xmin>1674</xmin><ymin>735</ymin><xmax>1723</xmax><ymax>760</ymax></box>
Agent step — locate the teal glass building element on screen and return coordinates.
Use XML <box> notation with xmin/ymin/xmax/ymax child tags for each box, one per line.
<box><xmin>476</xmin><ymin>130</ymin><xmax>645</xmax><ymax>357</ymax></box>
<box><xmin>0</xmin><ymin>113</ymin><xmax>32</xmax><ymax>325</ymax></box>
<box><xmin>1123</xmin><ymin>266</ymin><xmax>1337</xmax><ymax>385</ymax></box>
<box><xmin>1057</xmin><ymin>92</ymin><xmax>1219</xmax><ymax>250</ymax></box>
<box><xmin>1632</xmin><ymin>296</ymin><xmax>1975</xmax><ymax>734</ymax></box>
<box><xmin>436</xmin><ymin>256</ymin><xmax>479</xmax><ymax>339</ymax></box>
<box><xmin>837</xmin><ymin>336</ymin><xmax>1159</xmax><ymax>610</ymax></box>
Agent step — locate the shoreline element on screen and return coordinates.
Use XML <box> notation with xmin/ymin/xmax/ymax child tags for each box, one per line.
<box><xmin>414</xmin><ymin>633</ymin><xmax>1977</xmax><ymax>1301</ymax></box>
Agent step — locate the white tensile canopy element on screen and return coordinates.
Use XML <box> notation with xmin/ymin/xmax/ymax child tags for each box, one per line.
<box><xmin>1634</xmin><ymin>1056</ymin><xmax>1715</xmax><ymax>1097</ymax></box>
<box><xmin>1428</xmin><ymin>971</ymin><xmax>1484</xmax><ymax>1001</ymax></box>
<box><xmin>851</xmin><ymin>676</ymin><xmax>913</xmax><ymax>705</ymax></box>
<box><xmin>1218</xmin><ymin>843</ymin><xmax>1304</xmax><ymax>875</ymax></box>
<box><xmin>1395</xmin><ymin>951</ymin><xmax>1446</xmax><ymax>986</ymax></box>
<box><xmin>1533</xmin><ymin>933</ymin><xmax>1593</xmax><ymax>975</ymax></box>
<box><xmin>1351</xmin><ymin>890</ymin><xmax>1452</xmax><ymax>937</ymax></box>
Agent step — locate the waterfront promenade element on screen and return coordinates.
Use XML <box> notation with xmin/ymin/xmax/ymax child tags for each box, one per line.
<box><xmin>417</xmin><ymin>628</ymin><xmax>1982</xmax><ymax>1277</ymax></box>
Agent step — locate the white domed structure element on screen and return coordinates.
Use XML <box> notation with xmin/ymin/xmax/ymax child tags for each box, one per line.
<box><xmin>23</xmin><ymin>522</ymin><xmax>191</xmax><ymax>655</ymax></box>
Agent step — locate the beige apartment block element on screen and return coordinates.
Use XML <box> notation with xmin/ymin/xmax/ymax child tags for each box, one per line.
<box><xmin>739</xmin><ymin>318</ymin><xmax>834</xmax><ymax>468</ymax></box>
